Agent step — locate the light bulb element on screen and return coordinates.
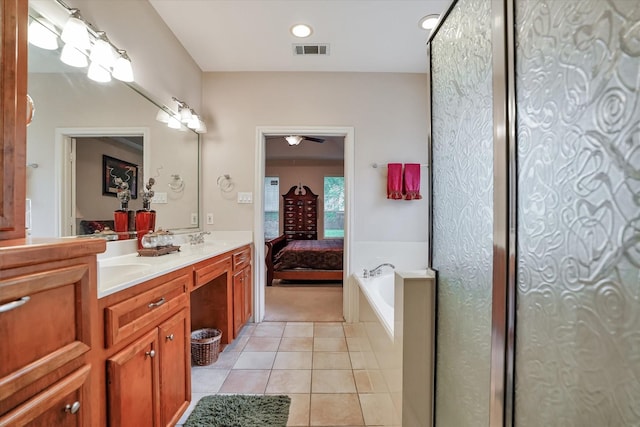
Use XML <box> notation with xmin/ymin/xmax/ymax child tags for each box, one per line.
<box><xmin>28</xmin><ymin>19</ymin><xmax>58</xmax><ymax>50</ymax></box>
<box><xmin>187</xmin><ymin>112</ymin><xmax>200</xmax><ymax>129</ymax></box>
<box><xmin>179</xmin><ymin>107</ymin><xmax>193</xmax><ymax>123</ymax></box>
<box><xmin>61</xmin><ymin>10</ymin><xmax>90</xmax><ymax>51</ymax></box>
<box><xmin>60</xmin><ymin>44</ymin><xmax>88</xmax><ymax>68</ymax></box>
<box><xmin>112</xmin><ymin>51</ymin><xmax>134</xmax><ymax>82</ymax></box>
<box><xmin>87</xmin><ymin>61</ymin><xmax>111</xmax><ymax>83</ymax></box>
<box><xmin>90</xmin><ymin>32</ymin><xmax>115</xmax><ymax>68</ymax></box>
<box><xmin>167</xmin><ymin>115</ymin><xmax>181</xmax><ymax>129</ymax></box>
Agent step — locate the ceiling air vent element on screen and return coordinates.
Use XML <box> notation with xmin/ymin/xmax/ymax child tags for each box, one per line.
<box><xmin>293</xmin><ymin>44</ymin><xmax>330</xmax><ymax>56</ymax></box>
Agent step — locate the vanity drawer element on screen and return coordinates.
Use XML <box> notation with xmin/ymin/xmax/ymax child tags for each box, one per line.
<box><xmin>0</xmin><ymin>264</ymin><xmax>91</xmax><ymax>403</ymax></box>
<box><xmin>193</xmin><ymin>256</ymin><xmax>232</xmax><ymax>289</ymax></box>
<box><xmin>104</xmin><ymin>273</ymin><xmax>189</xmax><ymax>347</ymax></box>
<box><xmin>232</xmin><ymin>246</ymin><xmax>251</xmax><ymax>271</ymax></box>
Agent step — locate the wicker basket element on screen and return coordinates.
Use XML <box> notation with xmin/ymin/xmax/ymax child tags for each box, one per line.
<box><xmin>191</xmin><ymin>328</ymin><xmax>222</xmax><ymax>366</ymax></box>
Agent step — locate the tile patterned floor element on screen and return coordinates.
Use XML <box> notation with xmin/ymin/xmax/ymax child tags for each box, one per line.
<box><xmin>176</xmin><ymin>321</ymin><xmax>392</xmax><ymax>426</ymax></box>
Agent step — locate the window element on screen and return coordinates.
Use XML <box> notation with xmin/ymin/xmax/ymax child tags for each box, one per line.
<box><xmin>264</xmin><ymin>177</ymin><xmax>280</xmax><ymax>239</ymax></box>
<box><xmin>324</xmin><ymin>176</ymin><xmax>344</xmax><ymax>238</ymax></box>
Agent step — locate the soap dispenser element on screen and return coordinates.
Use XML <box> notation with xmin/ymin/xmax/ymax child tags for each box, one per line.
<box><xmin>136</xmin><ymin>178</ymin><xmax>156</xmax><ymax>249</ymax></box>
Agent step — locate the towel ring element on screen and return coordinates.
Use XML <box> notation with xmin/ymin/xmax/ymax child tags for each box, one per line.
<box><xmin>168</xmin><ymin>174</ymin><xmax>185</xmax><ymax>192</ymax></box>
<box><xmin>217</xmin><ymin>174</ymin><xmax>234</xmax><ymax>192</ymax></box>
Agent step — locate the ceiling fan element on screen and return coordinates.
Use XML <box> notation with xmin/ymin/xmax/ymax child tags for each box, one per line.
<box><xmin>285</xmin><ymin>135</ymin><xmax>325</xmax><ymax>146</ymax></box>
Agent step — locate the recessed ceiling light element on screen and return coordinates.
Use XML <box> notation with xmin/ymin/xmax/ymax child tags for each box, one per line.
<box><xmin>291</xmin><ymin>24</ymin><xmax>312</xmax><ymax>38</ymax></box>
<box><xmin>419</xmin><ymin>14</ymin><xmax>439</xmax><ymax>31</ymax></box>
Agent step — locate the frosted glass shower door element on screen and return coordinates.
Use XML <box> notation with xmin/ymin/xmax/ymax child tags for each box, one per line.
<box><xmin>430</xmin><ymin>0</ymin><xmax>494</xmax><ymax>425</ymax></box>
<box><xmin>514</xmin><ymin>0</ymin><xmax>640</xmax><ymax>425</ymax></box>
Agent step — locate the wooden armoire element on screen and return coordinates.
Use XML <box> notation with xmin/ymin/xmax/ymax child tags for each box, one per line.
<box><xmin>282</xmin><ymin>185</ymin><xmax>318</xmax><ymax>240</ymax></box>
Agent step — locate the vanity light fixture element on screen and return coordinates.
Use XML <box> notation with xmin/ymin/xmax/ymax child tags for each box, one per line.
<box><xmin>32</xmin><ymin>1</ymin><xmax>136</xmax><ymax>83</ymax></box>
<box><xmin>60</xmin><ymin>44</ymin><xmax>88</xmax><ymax>67</ymax></box>
<box><xmin>28</xmin><ymin>19</ymin><xmax>58</xmax><ymax>50</ymax></box>
<box><xmin>419</xmin><ymin>14</ymin><xmax>439</xmax><ymax>31</ymax></box>
<box><xmin>89</xmin><ymin>32</ymin><xmax>115</xmax><ymax>69</ymax></box>
<box><xmin>291</xmin><ymin>24</ymin><xmax>312</xmax><ymax>38</ymax></box>
<box><xmin>167</xmin><ymin>115</ymin><xmax>182</xmax><ymax>129</ymax></box>
<box><xmin>171</xmin><ymin>97</ymin><xmax>207</xmax><ymax>134</ymax></box>
<box><xmin>60</xmin><ymin>9</ymin><xmax>90</xmax><ymax>51</ymax></box>
<box><xmin>112</xmin><ymin>50</ymin><xmax>134</xmax><ymax>82</ymax></box>
<box><xmin>87</xmin><ymin>61</ymin><xmax>111</xmax><ymax>83</ymax></box>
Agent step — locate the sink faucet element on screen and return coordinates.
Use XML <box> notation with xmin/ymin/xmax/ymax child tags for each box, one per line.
<box><xmin>363</xmin><ymin>263</ymin><xmax>395</xmax><ymax>278</ymax></box>
<box><xmin>189</xmin><ymin>231</ymin><xmax>211</xmax><ymax>245</ymax></box>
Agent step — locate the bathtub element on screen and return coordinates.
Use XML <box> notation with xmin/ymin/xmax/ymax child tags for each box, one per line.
<box><xmin>354</xmin><ymin>272</ymin><xmax>395</xmax><ymax>339</ymax></box>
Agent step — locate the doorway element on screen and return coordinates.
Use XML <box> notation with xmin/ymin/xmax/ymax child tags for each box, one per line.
<box><xmin>54</xmin><ymin>127</ymin><xmax>149</xmax><ymax>237</ymax></box>
<box><xmin>253</xmin><ymin>126</ymin><xmax>355</xmax><ymax>324</ymax></box>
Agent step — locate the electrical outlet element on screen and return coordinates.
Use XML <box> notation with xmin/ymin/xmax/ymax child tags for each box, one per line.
<box><xmin>190</xmin><ymin>213</ymin><xmax>198</xmax><ymax>225</ymax></box>
<box><xmin>206</xmin><ymin>213</ymin><xmax>214</xmax><ymax>224</ymax></box>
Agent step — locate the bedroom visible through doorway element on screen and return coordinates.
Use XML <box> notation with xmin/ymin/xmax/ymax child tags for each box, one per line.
<box><xmin>262</xmin><ymin>132</ymin><xmax>347</xmax><ymax>323</ymax></box>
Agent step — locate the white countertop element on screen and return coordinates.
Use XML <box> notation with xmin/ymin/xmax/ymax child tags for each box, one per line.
<box><xmin>97</xmin><ymin>238</ymin><xmax>251</xmax><ymax>299</ymax></box>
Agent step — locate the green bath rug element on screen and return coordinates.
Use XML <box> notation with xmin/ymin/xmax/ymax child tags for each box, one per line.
<box><xmin>184</xmin><ymin>394</ymin><xmax>291</xmax><ymax>427</ymax></box>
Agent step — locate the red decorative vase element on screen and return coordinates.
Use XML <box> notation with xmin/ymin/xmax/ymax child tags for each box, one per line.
<box><xmin>135</xmin><ymin>210</ymin><xmax>156</xmax><ymax>249</ymax></box>
<box><xmin>114</xmin><ymin>210</ymin><xmax>129</xmax><ymax>240</ymax></box>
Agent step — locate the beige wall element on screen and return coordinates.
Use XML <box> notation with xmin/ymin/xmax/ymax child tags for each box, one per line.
<box><xmin>201</xmin><ymin>71</ymin><xmax>429</xmax><ymax>243</ymax></box>
<box><xmin>266</xmin><ymin>159</ymin><xmax>344</xmax><ymax>238</ymax></box>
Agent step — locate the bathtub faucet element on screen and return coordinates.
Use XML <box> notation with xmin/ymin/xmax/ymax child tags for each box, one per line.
<box><xmin>364</xmin><ymin>263</ymin><xmax>396</xmax><ymax>278</ymax></box>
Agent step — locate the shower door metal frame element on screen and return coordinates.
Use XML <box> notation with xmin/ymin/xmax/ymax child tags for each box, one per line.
<box><xmin>426</xmin><ymin>0</ymin><xmax>517</xmax><ymax>426</ymax></box>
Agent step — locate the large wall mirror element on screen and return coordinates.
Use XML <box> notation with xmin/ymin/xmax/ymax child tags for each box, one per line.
<box><xmin>26</xmin><ymin>0</ymin><xmax>200</xmax><ymax>239</ymax></box>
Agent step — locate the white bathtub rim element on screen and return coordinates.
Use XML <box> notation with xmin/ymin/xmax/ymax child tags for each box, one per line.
<box><xmin>354</xmin><ymin>273</ymin><xmax>394</xmax><ymax>340</ymax></box>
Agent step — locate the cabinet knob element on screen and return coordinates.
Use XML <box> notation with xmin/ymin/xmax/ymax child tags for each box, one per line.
<box><xmin>166</xmin><ymin>334</ymin><xmax>174</xmax><ymax>341</ymax></box>
<box><xmin>64</xmin><ymin>401</ymin><xmax>81</xmax><ymax>414</ymax></box>
<box><xmin>145</xmin><ymin>349</ymin><xmax>156</xmax><ymax>358</ymax></box>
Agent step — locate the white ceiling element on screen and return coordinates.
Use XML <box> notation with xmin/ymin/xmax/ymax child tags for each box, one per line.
<box><xmin>148</xmin><ymin>0</ymin><xmax>450</xmax><ymax>73</ymax></box>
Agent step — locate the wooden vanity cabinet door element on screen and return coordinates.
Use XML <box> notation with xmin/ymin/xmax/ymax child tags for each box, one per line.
<box><xmin>243</xmin><ymin>263</ymin><xmax>252</xmax><ymax>323</ymax></box>
<box><xmin>232</xmin><ymin>269</ymin><xmax>244</xmax><ymax>337</ymax></box>
<box><xmin>107</xmin><ymin>329</ymin><xmax>159</xmax><ymax>427</ymax></box>
<box><xmin>0</xmin><ymin>365</ymin><xmax>90</xmax><ymax>427</ymax></box>
<box><xmin>158</xmin><ymin>309</ymin><xmax>190</xmax><ymax>427</ymax></box>
<box><xmin>0</xmin><ymin>0</ymin><xmax>27</xmax><ymax>241</ymax></box>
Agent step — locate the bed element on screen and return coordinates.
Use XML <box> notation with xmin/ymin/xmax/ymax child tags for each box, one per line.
<box><xmin>265</xmin><ymin>234</ymin><xmax>343</xmax><ymax>285</ymax></box>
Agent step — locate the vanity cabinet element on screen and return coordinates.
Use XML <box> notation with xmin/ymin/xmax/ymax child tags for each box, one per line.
<box><xmin>232</xmin><ymin>246</ymin><xmax>252</xmax><ymax>337</ymax></box>
<box><xmin>0</xmin><ymin>238</ymin><xmax>105</xmax><ymax>427</ymax></box>
<box><xmin>100</xmin><ymin>269</ymin><xmax>191</xmax><ymax>427</ymax></box>
<box><xmin>0</xmin><ymin>0</ymin><xmax>27</xmax><ymax>241</ymax></box>
<box><xmin>191</xmin><ymin>244</ymin><xmax>253</xmax><ymax>345</ymax></box>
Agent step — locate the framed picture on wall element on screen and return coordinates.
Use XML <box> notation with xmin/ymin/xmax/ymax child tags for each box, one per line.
<box><xmin>102</xmin><ymin>155</ymin><xmax>138</xmax><ymax>199</ymax></box>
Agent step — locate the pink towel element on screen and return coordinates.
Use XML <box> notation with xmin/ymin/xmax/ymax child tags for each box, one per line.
<box><xmin>403</xmin><ymin>163</ymin><xmax>422</xmax><ymax>200</ymax></box>
<box><xmin>387</xmin><ymin>163</ymin><xmax>403</xmax><ymax>199</ymax></box>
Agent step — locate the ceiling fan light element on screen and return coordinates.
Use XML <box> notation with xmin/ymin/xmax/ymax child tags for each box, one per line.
<box><xmin>285</xmin><ymin>135</ymin><xmax>303</xmax><ymax>146</ymax></box>
<box><xmin>28</xmin><ymin>19</ymin><xmax>59</xmax><ymax>50</ymax></box>
<box><xmin>61</xmin><ymin>10</ymin><xmax>90</xmax><ymax>51</ymax></box>
<box><xmin>60</xmin><ymin>44</ymin><xmax>88</xmax><ymax>68</ymax></box>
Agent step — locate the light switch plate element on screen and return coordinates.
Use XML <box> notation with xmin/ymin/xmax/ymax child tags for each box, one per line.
<box><xmin>152</xmin><ymin>192</ymin><xmax>168</xmax><ymax>204</ymax></box>
<box><xmin>237</xmin><ymin>192</ymin><xmax>253</xmax><ymax>204</ymax></box>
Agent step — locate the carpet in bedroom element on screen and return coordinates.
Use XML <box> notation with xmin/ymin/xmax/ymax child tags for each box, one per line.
<box><xmin>264</xmin><ymin>281</ymin><xmax>343</xmax><ymax>322</ymax></box>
